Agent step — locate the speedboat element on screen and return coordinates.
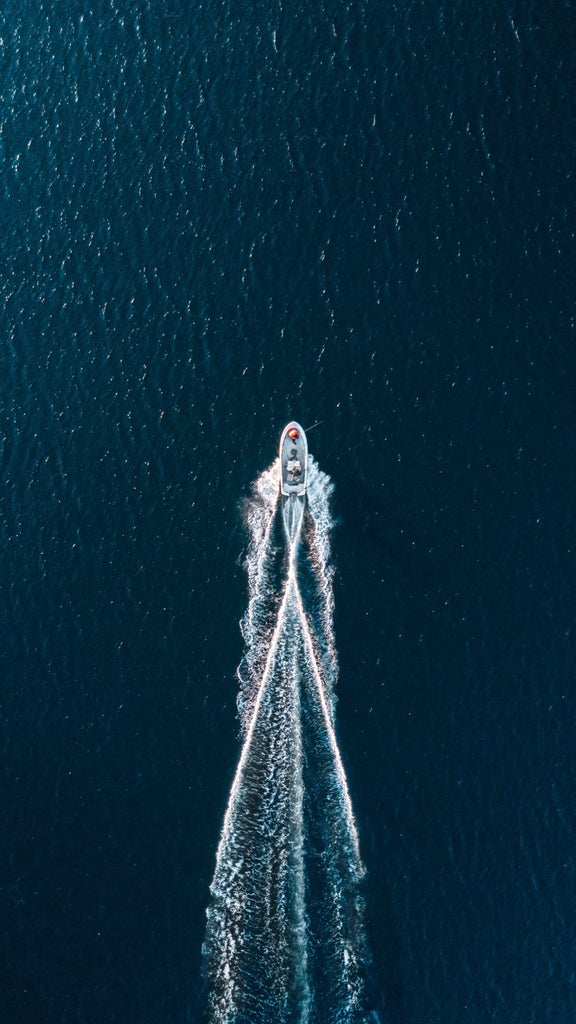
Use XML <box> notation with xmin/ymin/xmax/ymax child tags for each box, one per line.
<box><xmin>279</xmin><ymin>422</ymin><xmax>308</xmax><ymax>497</ymax></box>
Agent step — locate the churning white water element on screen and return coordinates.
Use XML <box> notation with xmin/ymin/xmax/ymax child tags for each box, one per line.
<box><xmin>203</xmin><ymin>457</ymin><xmax>371</xmax><ymax>1024</ymax></box>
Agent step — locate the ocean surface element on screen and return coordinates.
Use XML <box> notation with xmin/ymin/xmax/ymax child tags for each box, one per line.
<box><xmin>1</xmin><ymin>0</ymin><xmax>575</xmax><ymax>1021</ymax></box>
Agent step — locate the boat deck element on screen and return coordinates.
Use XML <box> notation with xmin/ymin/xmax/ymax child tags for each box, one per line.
<box><xmin>279</xmin><ymin>422</ymin><xmax>308</xmax><ymax>497</ymax></box>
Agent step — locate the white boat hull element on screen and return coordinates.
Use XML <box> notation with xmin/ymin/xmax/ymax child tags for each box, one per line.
<box><xmin>278</xmin><ymin>421</ymin><xmax>308</xmax><ymax>497</ymax></box>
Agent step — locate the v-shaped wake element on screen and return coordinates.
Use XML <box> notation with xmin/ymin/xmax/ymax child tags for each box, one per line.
<box><xmin>203</xmin><ymin>457</ymin><xmax>371</xmax><ymax>1023</ymax></box>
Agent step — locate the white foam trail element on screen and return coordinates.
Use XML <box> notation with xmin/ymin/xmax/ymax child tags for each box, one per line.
<box><xmin>305</xmin><ymin>459</ymin><xmax>338</xmax><ymax>694</ymax></box>
<box><xmin>293</xmin><ymin>579</ymin><xmax>364</xmax><ymax>876</ymax></box>
<box><xmin>215</xmin><ymin>499</ymin><xmax>304</xmax><ymax>877</ymax></box>
<box><xmin>204</xmin><ymin>454</ymin><xmax>370</xmax><ymax>1023</ymax></box>
<box><xmin>241</xmin><ymin>462</ymin><xmax>279</xmax><ymax>645</ymax></box>
<box><xmin>237</xmin><ymin>462</ymin><xmax>280</xmax><ymax>728</ymax></box>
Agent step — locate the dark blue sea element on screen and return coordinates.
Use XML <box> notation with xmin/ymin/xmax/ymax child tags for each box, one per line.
<box><xmin>1</xmin><ymin>0</ymin><xmax>575</xmax><ymax>1021</ymax></box>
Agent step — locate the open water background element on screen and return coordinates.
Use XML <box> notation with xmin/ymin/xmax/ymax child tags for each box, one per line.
<box><xmin>1</xmin><ymin>0</ymin><xmax>575</xmax><ymax>1021</ymax></box>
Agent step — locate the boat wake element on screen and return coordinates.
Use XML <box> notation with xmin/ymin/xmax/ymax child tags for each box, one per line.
<box><xmin>203</xmin><ymin>458</ymin><xmax>372</xmax><ymax>1023</ymax></box>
